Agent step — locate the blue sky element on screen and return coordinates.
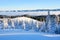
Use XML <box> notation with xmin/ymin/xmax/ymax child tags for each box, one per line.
<box><xmin>0</xmin><ymin>0</ymin><xmax>60</xmax><ymax>10</ymax></box>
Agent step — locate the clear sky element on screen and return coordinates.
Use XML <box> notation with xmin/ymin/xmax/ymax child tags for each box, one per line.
<box><xmin>0</xmin><ymin>0</ymin><xmax>60</xmax><ymax>10</ymax></box>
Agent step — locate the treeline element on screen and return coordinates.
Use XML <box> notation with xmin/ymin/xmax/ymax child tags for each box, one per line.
<box><xmin>0</xmin><ymin>15</ymin><xmax>46</xmax><ymax>21</ymax></box>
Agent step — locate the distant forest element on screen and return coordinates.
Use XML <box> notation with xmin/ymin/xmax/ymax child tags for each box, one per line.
<box><xmin>0</xmin><ymin>14</ymin><xmax>60</xmax><ymax>22</ymax></box>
